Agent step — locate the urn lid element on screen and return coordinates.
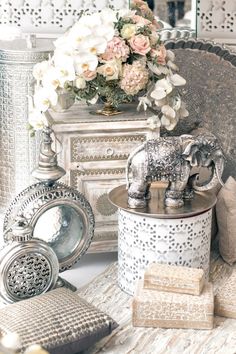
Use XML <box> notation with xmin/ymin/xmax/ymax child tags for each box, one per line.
<box><xmin>0</xmin><ymin>36</ymin><xmax>53</xmax><ymax>63</ymax></box>
<box><xmin>5</xmin><ymin>216</ymin><xmax>33</xmax><ymax>243</ymax></box>
<box><xmin>0</xmin><ymin>239</ymin><xmax>59</xmax><ymax>303</ymax></box>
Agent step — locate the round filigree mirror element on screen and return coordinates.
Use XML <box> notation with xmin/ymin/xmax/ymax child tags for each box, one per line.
<box><xmin>3</xmin><ymin>182</ymin><xmax>94</xmax><ymax>272</ymax></box>
<box><xmin>3</xmin><ymin>128</ymin><xmax>95</xmax><ymax>272</ymax></box>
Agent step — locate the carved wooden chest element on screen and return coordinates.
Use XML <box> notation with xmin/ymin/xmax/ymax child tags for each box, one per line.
<box><xmin>50</xmin><ymin>103</ymin><xmax>147</xmax><ymax>253</ymax></box>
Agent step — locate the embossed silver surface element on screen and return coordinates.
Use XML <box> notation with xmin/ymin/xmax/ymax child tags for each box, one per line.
<box><xmin>3</xmin><ymin>182</ymin><xmax>95</xmax><ymax>272</ymax></box>
<box><xmin>0</xmin><ymin>239</ymin><xmax>59</xmax><ymax>303</ymax></box>
<box><xmin>125</xmin><ymin>133</ymin><xmax>224</xmax><ymax>208</ymax></box>
<box><xmin>0</xmin><ymin>38</ymin><xmax>53</xmax><ymax>213</ymax></box>
<box><xmin>164</xmin><ymin>39</ymin><xmax>236</xmax><ymax>180</ymax></box>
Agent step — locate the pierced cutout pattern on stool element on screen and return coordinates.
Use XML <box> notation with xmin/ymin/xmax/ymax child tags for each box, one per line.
<box><xmin>118</xmin><ymin>209</ymin><xmax>212</xmax><ymax>295</ymax></box>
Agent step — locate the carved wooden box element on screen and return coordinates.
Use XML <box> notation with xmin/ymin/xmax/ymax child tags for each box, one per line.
<box><xmin>133</xmin><ymin>281</ymin><xmax>214</xmax><ymax>330</ymax></box>
<box><xmin>144</xmin><ymin>263</ymin><xmax>205</xmax><ymax>296</ymax></box>
<box><xmin>215</xmin><ymin>270</ymin><xmax>236</xmax><ymax>319</ymax></box>
<box><xmin>50</xmin><ymin>103</ymin><xmax>147</xmax><ymax>253</ymax></box>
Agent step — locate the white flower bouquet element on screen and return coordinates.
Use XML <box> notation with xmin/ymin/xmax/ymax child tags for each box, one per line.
<box><xmin>29</xmin><ymin>0</ymin><xmax>188</xmax><ymax>135</ymax></box>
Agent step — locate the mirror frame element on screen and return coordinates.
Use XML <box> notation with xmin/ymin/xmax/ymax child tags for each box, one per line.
<box><xmin>3</xmin><ymin>182</ymin><xmax>95</xmax><ymax>272</ymax></box>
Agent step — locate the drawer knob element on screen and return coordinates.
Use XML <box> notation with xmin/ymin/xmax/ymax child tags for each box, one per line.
<box><xmin>106</xmin><ymin>148</ymin><xmax>114</xmax><ymax>157</ymax></box>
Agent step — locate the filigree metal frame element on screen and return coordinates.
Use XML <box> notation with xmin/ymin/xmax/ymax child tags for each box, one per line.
<box><xmin>3</xmin><ymin>182</ymin><xmax>95</xmax><ymax>272</ymax></box>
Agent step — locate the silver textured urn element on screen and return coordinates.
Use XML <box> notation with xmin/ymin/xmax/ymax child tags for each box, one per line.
<box><xmin>0</xmin><ymin>37</ymin><xmax>53</xmax><ymax>213</ymax></box>
<box><xmin>0</xmin><ymin>216</ymin><xmax>59</xmax><ymax>303</ymax></box>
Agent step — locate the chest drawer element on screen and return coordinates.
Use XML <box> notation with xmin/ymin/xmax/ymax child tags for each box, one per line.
<box><xmin>70</xmin><ymin>134</ymin><xmax>146</xmax><ymax>162</ymax></box>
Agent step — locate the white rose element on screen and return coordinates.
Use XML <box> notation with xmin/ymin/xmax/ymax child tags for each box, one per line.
<box><xmin>121</xmin><ymin>24</ymin><xmax>136</xmax><ymax>39</ymax></box>
<box><xmin>97</xmin><ymin>60</ymin><xmax>121</xmax><ymax>81</ymax></box>
<box><xmin>75</xmin><ymin>77</ymin><xmax>86</xmax><ymax>89</ymax></box>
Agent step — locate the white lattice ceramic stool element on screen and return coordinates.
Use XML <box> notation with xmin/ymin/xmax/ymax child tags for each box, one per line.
<box><xmin>109</xmin><ymin>183</ymin><xmax>216</xmax><ymax>295</ymax></box>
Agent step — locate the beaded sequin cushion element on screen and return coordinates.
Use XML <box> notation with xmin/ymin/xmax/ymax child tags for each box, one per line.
<box><xmin>0</xmin><ymin>288</ymin><xmax>118</xmax><ymax>354</ymax></box>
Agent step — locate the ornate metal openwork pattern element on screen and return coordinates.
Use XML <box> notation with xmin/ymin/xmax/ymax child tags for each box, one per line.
<box><xmin>7</xmin><ymin>253</ymin><xmax>51</xmax><ymax>300</ymax></box>
<box><xmin>0</xmin><ymin>0</ymin><xmax>129</xmax><ymax>34</ymax></box>
<box><xmin>0</xmin><ymin>239</ymin><xmax>59</xmax><ymax>303</ymax></box>
<box><xmin>3</xmin><ymin>182</ymin><xmax>95</xmax><ymax>272</ymax></box>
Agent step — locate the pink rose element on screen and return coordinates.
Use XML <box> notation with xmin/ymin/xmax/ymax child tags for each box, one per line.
<box><xmin>131</xmin><ymin>15</ymin><xmax>151</xmax><ymax>26</ymax></box>
<box><xmin>83</xmin><ymin>70</ymin><xmax>97</xmax><ymax>81</ymax></box>
<box><xmin>152</xmin><ymin>19</ymin><xmax>162</xmax><ymax>30</ymax></box>
<box><xmin>129</xmin><ymin>34</ymin><xmax>151</xmax><ymax>56</ymax></box>
<box><xmin>150</xmin><ymin>45</ymin><xmax>167</xmax><ymax>65</ymax></box>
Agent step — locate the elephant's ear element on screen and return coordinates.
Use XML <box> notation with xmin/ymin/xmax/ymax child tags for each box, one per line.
<box><xmin>182</xmin><ymin>140</ymin><xmax>200</xmax><ymax>167</ymax></box>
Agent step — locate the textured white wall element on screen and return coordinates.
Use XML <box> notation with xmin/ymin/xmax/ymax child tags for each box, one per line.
<box><xmin>197</xmin><ymin>0</ymin><xmax>236</xmax><ymax>43</ymax></box>
<box><xmin>0</xmin><ymin>0</ymin><xmax>129</xmax><ymax>34</ymax></box>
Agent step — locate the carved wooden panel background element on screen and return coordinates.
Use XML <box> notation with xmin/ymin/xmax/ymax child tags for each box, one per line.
<box><xmin>197</xmin><ymin>0</ymin><xmax>236</xmax><ymax>42</ymax></box>
<box><xmin>0</xmin><ymin>0</ymin><xmax>129</xmax><ymax>34</ymax></box>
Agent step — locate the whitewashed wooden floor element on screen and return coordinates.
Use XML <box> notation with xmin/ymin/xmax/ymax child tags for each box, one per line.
<box><xmin>78</xmin><ymin>249</ymin><xmax>236</xmax><ymax>354</ymax></box>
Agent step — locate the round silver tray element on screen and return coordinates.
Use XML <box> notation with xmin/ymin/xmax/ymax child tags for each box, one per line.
<box><xmin>3</xmin><ymin>182</ymin><xmax>95</xmax><ymax>272</ymax></box>
<box><xmin>109</xmin><ymin>183</ymin><xmax>216</xmax><ymax>219</ymax></box>
<box><xmin>163</xmin><ymin>38</ymin><xmax>236</xmax><ymax>180</ymax></box>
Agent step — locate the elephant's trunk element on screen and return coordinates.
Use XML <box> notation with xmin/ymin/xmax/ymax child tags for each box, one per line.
<box><xmin>192</xmin><ymin>157</ymin><xmax>224</xmax><ymax>192</ymax></box>
<box><xmin>126</xmin><ymin>143</ymin><xmax>146</xmax><ymax>189</ymax></box>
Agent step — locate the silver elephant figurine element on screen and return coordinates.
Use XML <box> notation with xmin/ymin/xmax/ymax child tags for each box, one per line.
<box><xmin>126</xmin><ymin>132</ymin><xmax>225</xmax><ymax>208</ymax></box>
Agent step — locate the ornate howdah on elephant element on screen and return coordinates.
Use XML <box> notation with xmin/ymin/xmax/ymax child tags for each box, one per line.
<box><xmin>126</xmin><ymin>133</ymin><xmax>225</xmax><ymax>208</ymax></box>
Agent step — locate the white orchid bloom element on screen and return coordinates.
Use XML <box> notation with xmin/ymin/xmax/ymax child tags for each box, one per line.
<box><xmin>100</xmin><ymin>8</ymin><xmax>118</xmax><ymax>24</ymax></box>
<box><xmin>169</xmin><ymin>73</ymin><xmax>186</xmax><ymax>86</ymax></box>
<box><xmin>150</xmin><ymin>78</ymin><xmax>173</xmax><ymax>100</ymax></box>
<box><xmin>74</xmin><ymin>53</ymin><xmax>98</xmax><ymax>74</ymax></box>
<box><xmin>33</xmin><ymin>60</ymin><xmax>51</xmax><ymax>82</ymax></box>
<box><xmin>54</xmin><ymin>34</ymin><xmax>75</xmax><ymax>54</ymax></box>
<box><xmin>34</xmin><ymin>87</ymin><xmax>58</xmax><ymax>112</ymax></box>
<box><xmin>93</xmin><ymin>24</ymin><xmax>115</xmax><ymax>42</ymax></box>
<box><xmin>78</xmin><ymin>36</ymin><xmax>108</xmax><ymax>55</ymax></box>
<box><xmin>42</xmin><ymin>67</ymin><xmax>60</xmax><ymax>90</ymax></box>
<box><xmin>161</xmin><ymin>105</ymin><xmax>176</xmax><ymax>119</ymax></box>
<box><xmin>137</xmin><ymin>96</ymin><xmax>152</xmax><ymax>111</ymax></box>
<box><xmin>178</xmin><ymin>101</ymin><xmax>189</xmax><ymax>118</ymax></box>
<box><xmin>148</xmin><ymin>62</ymin><xmax>170</xmax><ymax>76</ymax></box>
<box><xmin>154</xmin><ymin>97</ymin><xmax>167</xmax><ymax>108</ymax></box>
<box><xmin>118</xmin><ymin>9</ymin><xmax>136</xmax><ymax>19</ymax></box>
<box><xmin>79</xmin><ymin>13</ymin><xmax>102</xmax><ymax>28</ymax></box>
<box><xmin>28</xmin><ymin>109</ymin><xmax>48</xmax><ymax>131</ymax></box>
<box><xmin>169</xmin><ymin>96</ymin><xmax>182</xmax><ymax>111</ymax></box>
<box><xmin>67</xmin><ymin>23</ymin><xmax>93</xmax><ymax>50</ymax></box>
<box><xmin>147</xmin><ymin>115</ymin><xmax>161</xmax><ymax>130</ymax></box>
<box><xmin>53</xmin><ymin>55</ymin><xmax>76</xmax><ymax>86</ymax></box>
<box><xmin>166</xmin><ymin>50</ymin><xmax>175</xmax><ymax>62</ymax></box>
<box><xmin>161</xmin><ymin>115</ymin><xmax>178</xmax><ymax>131</ymax></box>
<box><xmin>167</xmin><ymin>60</ymin><xmax>179</xmax><ymax>72</ymax></box>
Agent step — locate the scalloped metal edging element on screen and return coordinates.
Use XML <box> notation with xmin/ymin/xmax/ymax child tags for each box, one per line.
<box><xmin>164</xmin><ymin>37</ymin><xmax>236</xmax><ymax>68</ymax></box>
